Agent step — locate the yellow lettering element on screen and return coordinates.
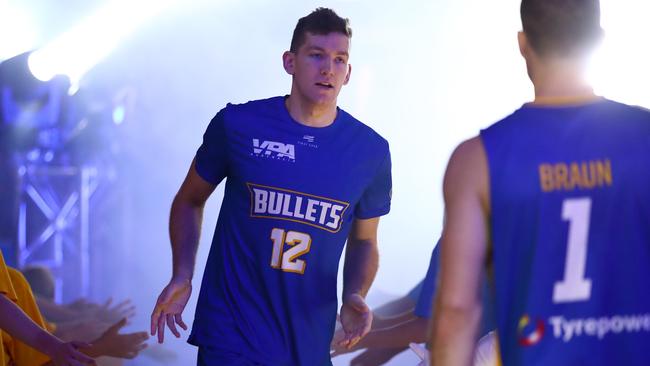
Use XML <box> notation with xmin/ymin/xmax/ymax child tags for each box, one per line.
<box><xmin>596</xmin><ymin>159</ymin><xmax>613</xmax><ymax>187</ymax></box>
<box><xmin>539</xmin><ymin>164</ymin><xmax>554</xmax><ymax>192</ymax></box>
<box><xmin>582</xmin><ymin>162</ymin><xmax>596</xmax><ymax>189</ymax></box>
<box><xmin>539</xmin><ymin>159</ymin><xmax>613</xmax><ymax>193</ymax></box>
<box><xmin>555</xmin><ymin>163</ymin><xmax>569</xmax><ymax>190</ymax></box>
<box><xmin>568</xmin><ymin>162</ymin><xmax>582</xmax><ymax>190</ymax></box>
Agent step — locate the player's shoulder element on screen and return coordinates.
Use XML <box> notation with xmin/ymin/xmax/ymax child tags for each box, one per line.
<box><xmin>602</xmin><ymin>99</ymin><xmax>650</xmax><ymax>120</ymax></box>
<box><xmin>224</xmin><ymin>96</ymin><xmax>282</xmax><ymax>112</ymax></box>
<box><xmin>444</xmin><ymin>136</ymin><xmax>487</xmax><ymax>194</ymax></box>
<box><xmin>337</xmin><ymin>107</ymin><xmax>389</xmax><ymax>150</ymax></box>
<box><xmin>209</xmin><ymin>96</ymin><xmax>284</xmax><ymax>130</ymax></box>
<box><xmin>450</xmin><ymin>136</ymin><xmax>485</xmax><ymax>166</ymax></box>
<box><xmin>221</xmin><ymin>96</ymin><xmax>283</xmax><ymax>118</ymax></box>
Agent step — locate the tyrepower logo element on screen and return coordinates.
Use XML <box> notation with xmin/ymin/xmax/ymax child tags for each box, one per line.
<box><xmin>252</xmin><ymin>139</ymin><xmax>295</xmax><ymax>162</ymax></box>
<box><xmin>518</xmin><ymin>315</ymin><xmax>545</xmax><ymax>346</ymax></box>
<box><xmin>518</xmin><ymin>313</ymin><xmax>650</xmax><ymax>346</ymax></box>
<box><xmin>549</xmin><ymin>313</ymin><xmax>650</xmax><ymax>342</ymax></box>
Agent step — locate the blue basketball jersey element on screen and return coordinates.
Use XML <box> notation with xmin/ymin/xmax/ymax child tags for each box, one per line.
<box><xmin>188</xmin><ymin>96</ymin><xmax>391</xmax><ymax>366</ymax></box>
<box><xmin>481</xmin><ymin>99</ymin><xmax>650</xmax><ymax>365</ymax></box>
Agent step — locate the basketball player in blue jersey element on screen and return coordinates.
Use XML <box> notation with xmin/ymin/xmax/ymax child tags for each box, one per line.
<box><xmin>431</xmin><ymin>0</ymin><xmax>650</xmax><ymax>365</ymax></box>
<box><xmin>150</xmin><ymin>8</ymin><xmax>392</xmax><ymax>366</ymax></box>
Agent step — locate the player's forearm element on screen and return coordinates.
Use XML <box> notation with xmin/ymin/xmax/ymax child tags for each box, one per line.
<box><xmin>342</xmin><ymin>238</ymin><xmax>378</xmax><ymax>299</ymax></box>
<box><xmin>363</xmin><ymin>317</ymin><xmax>428</xmax><ymax>349</ymax></box>
<box><xmin>0</xmin><ymin>295</ymin><xmax>62</xmax><ymax>357</ymax></box>
<box><xmin>372</xmin><ymin>310</ymin><xmax>415</xmax><ymax>329</ymax></box>
<box><xmin>430</xmin><ymin>302</ymin><xmax>481</xmax><ymax>366</ymax></box>
<box><xmin>169</xmin><ymin>194</ymin><xmax>205</xmax><ymax>281</ymax></box>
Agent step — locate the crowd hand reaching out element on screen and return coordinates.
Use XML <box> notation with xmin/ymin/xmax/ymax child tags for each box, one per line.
<box><xmin>67</xmin><ymin>298</ymin><xmax>136</xmax><ymax>324</ymax></box>
<box><xmin>150</xmin><ymin>277</ymin><xmax>191</xmax><ymax>343</ymax></box>
<box><xmin>55</xmin><ymin>319</ymin><xmax>111</xmax><ymax>343</ymax></box>
<box><xmin>89</xmin><ymin>318</ymin><xmax>149</xmax><ymax>359</ymax></box>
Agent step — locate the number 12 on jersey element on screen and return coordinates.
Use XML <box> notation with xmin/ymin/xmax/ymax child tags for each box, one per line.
<box><xmin>270</xmin><ymin>228</ymin><xmax>312</xmax><ymax>274</ymax></box>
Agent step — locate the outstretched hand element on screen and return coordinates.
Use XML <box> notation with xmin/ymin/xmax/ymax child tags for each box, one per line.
<box><xmin>91</xmin><ymin>318</ymin><xmax>149</xmax><ymax>359</ymax></box>
<box><xmin>67</xmin><ymin>297</ymin><xmax>136</xmax><ymax>324</ymax></box>
<box><xmin>96</xmin><ymin>298</ymin><xmax>137</xmax><ymax>323</ymax></box>
<box><xmin>336</xmin><ymin>293</ymin><xmax>372</xmax><ymax>350</ymax></box>
<box><xmin>150</xmin><ymin>278</ymin><xmax>191</xmax><ymax>343</ymax></box>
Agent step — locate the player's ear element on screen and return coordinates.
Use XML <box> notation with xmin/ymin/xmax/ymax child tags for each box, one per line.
<box><xmin>518</xmin><ymin>31</ymin><xmax>529</xmax><ymax>59</ymax></box>
<box><xmin>343</xmin><ymin>64</ymin><xmax>351</xmax><ymax>85</ymax></box>
<box><xmin>283</xmin><ymin>51</ymin><xmax>295</xmax><ymax>75</ymax></box>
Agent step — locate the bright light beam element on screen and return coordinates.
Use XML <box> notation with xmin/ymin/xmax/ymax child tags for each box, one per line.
<box><xmin>587</xmin><ymin>0</ymin><xmax>650</xmax><ymax>108</ymax></box>
<box><xmin>28</xmin><ymin>0</ymin><xmax>177</xmax><ymax>88</ymax></box>
<box><xmin>0</xmin><ymin>1</ymin><xmax>37</xmax><ymax>61</ymax></box>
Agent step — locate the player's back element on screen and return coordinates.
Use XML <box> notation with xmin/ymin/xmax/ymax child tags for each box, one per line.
<box><xmin>480</xmin><ymin>98</ymin><xmax>650</xmax><ymax>365</ymax></box>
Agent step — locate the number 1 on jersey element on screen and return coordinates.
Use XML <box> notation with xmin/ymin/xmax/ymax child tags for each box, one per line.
<box><xmin>270</xmin><ymin>228</ymin><xmax>312</xmax><ymax>274</ymax></box>
<box><xmin>553</xmin><ymin>197</ymin><xmax>592</xmax><ymax>303</ymax></box>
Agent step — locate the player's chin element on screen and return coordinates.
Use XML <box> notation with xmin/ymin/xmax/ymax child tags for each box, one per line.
<box><xmin>309</xmin><ymin>88</ymin><xmax>339</xmax><ymax>103</ymax></box>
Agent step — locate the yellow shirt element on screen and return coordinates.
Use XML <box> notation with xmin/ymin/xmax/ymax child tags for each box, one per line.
<box><xmin>0</xmin><ymin>250</ymin><xmax>17</xmax><ymax>366</ymax></box>
<box><xmin>2</xmin><ymin>268</ymin><xmax>51</xmax><ymax>365</ymax></box>
<box><xmin>0</xmin><ymin>251</ymin><xmax>50</xmax><ymax>365</ymax></box>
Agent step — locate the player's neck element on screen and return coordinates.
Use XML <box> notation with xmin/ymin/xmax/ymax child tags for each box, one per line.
<box><xmin>531</xmin><ymin>59</ymin><xmax>597</xmax><ymax>105</ymax></box>
<box><xmin>285</xmin><ymin>95</ymin><xmax>337</xmax><ymax>128</ymax></box>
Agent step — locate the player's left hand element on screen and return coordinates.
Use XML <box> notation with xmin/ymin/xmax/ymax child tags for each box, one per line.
<box><xmin>336</xmin><ymin>293</ymin><xmax>372</xmax><ymax>349</ymax></box>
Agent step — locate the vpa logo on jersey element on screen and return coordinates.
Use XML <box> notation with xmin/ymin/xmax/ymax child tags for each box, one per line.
<box><xmin>247</xmin><ymin>183</ymin><xmax>350</xmax><ymax>233</ymax></box>
<box><xmin>252</xmin><ymin>138</ymin><xmax>295</xmax><ymax>162</ymax></box>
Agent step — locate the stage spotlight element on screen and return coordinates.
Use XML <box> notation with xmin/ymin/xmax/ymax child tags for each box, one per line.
<box><xmin>0</xmin><ymin>51</ymin><xmax>122</xmax><ymax>163</ymax></box>
<box><xmin>587</xmin><ymin>0</ymin><xmax>650</xmax><ymax>108</ymax></box>
<box><xmin>28</xmin><ymin>0</ymin><xmax>178</xmax><ymax>87</ymax></box>
<box><xmin>112</xmin><ymin>106</ymin><xmax>126</xmax><ymax>125</ymax></box>
<box><xmin>0</xmin><ymin>2</ymin><xmax>37</xmax><ymax>61</ymax></box>
<box><xmin>0</xmin><ymin>52</ymin><xmax>71</xmax><ymax>153</ymax></box>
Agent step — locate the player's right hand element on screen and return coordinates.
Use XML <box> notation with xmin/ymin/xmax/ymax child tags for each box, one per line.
<box><xmin>150</xmin><ymin>277</ymin><xmax>191</xmax><ymax>343</ymax></box>
<box><xmin>337</xmin><ymin>293</ymin><xmax>372</xmax><ymax>350</ymax></box>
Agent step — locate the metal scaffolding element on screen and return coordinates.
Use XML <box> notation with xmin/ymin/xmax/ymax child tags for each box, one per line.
<box><xmin>17</xmin><ymin>164</ymin><xmax>98</xmax><ymax>302</ymax></box>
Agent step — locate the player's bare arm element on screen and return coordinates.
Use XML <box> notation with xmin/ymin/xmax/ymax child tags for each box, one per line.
<box><xmin>337</xmin><ymin>216</ymin><xmax>380</xmax><ymax>349</ymax></box>
<box><xmin>430</xmin><ymin>136</ymin><xmax>490</xmax><ymax>366</ymax></box>
<box><xmin>151</xmin><ymin>159</ymin><xmax>216</xmax><ymax>343</ymax></box>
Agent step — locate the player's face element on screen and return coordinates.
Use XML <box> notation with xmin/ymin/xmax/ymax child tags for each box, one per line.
<box><xmin>284</xmin><ymin>32</ymin><xmax>351</xmax><ymax>106</ymax></box>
